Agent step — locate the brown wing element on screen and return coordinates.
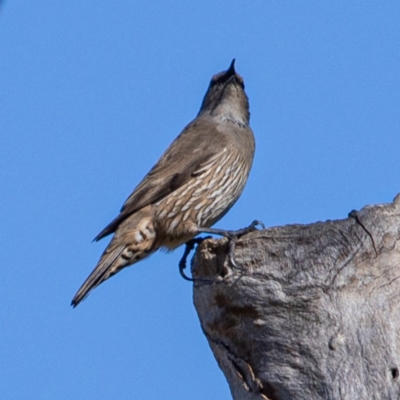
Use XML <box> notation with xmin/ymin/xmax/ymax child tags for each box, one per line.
<box><xmin>94</xmin><ymin>119</ymin><xmax>228</xmax><ymax>241</ymax></box>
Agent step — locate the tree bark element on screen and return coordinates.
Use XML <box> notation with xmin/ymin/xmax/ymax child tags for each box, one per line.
<box><xmin>192</xmin><ymin>194</ymin><xmax>400</xmax><ymax>400</ymax></box>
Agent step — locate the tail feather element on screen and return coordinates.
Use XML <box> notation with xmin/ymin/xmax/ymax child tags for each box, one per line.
<box><xmin>72</xmin><ymin>211</ymin><xmax>157</xmax><ymax>307</ymax></box>
<box><xmin>71</xmin><ymin>246</ymin><xmax>125</xmax><ymax>308</ymax></box>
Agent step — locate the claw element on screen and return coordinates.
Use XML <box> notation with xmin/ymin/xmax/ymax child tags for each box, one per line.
<box><xmin>228</xmin><ymin>239</ymin><xmax>245</xmax><ymax>271</ymax></box>
<box><xmin>251</xmin><ymin>219</ymin><xmax>265</xmax><ymax>230</ymax></box>
<box><xmin>178</xmin><ymin>237</ymin><xmax>210</xmax><ymax>281</ymax></box>
<box><xmin>179</xmin><ymin>240</ymin><xmax>196</xmax><ymax>281</ymax></box>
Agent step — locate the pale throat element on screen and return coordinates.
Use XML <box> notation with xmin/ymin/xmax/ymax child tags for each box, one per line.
<box><xmin>214</xmin><ymin>101</ymin><xmax>248</xmax><ymax>127</ymax></box>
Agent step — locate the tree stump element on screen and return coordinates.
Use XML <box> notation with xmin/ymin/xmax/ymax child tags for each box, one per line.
<box><xmin>192</xmin><ymin>194</ymin><xmax>400</xmax><ymax>400</ymax></box>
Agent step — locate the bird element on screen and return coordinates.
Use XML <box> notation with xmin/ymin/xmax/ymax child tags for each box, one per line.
<box><xmin>71</xmin><ymin>59</ymin><xmax>256</xmax><ymax>307</ymax></box>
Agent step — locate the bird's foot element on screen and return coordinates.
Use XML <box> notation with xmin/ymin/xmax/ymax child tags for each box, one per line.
<box><xmin>196</xmin><ymin>220</ymin><xmax>265</xmax><ymax>271</ymax></box>
<box><xmin>179</xmin><ymin>237</ymin><xmax>210</xmax><ymax>281</ymax></box>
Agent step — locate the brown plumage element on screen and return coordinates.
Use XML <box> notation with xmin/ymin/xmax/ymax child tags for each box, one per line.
<box><xmin>71</xmin><ymin>59</ymin><xmax>255</xmax><ymax>307</ymax></box>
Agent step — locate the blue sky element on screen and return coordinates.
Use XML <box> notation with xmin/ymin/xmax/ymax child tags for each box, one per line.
<box><xmin>1</xmin><ymin>1</ymin><xmax>399</xmax><ymax>399</ymax></box>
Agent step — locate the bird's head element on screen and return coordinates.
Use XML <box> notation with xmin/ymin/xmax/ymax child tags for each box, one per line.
<box><xmin>198</xmin><ymin>59</ymin><xmax>250</xmax><ymax>126</ymax></box>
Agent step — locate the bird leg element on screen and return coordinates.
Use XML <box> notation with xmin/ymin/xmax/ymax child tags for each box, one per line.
<box><xmin>196</xmin><ymin>220</ymin><xmax>265</xmax><ymax>271</ymax></box>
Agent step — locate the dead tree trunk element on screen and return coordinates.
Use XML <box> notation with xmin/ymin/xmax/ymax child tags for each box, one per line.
<box><xmin>192</xmin><ymin>194</ymin><xmax>400</xmax><ymax>400</ymax></box>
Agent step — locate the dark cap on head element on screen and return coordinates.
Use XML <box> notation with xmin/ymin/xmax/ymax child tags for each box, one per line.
<box><xmin>208</xmin><ymin>58</ymin><xmax>243</xmax><ymax>88</ymax></box>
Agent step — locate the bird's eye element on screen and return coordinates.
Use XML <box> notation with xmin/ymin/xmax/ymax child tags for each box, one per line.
<box><xmin>210</xmin><ymin>72</ymin><xmax>225</xmax><ymax>86</ymax></box>
<box><xmin>236</xmin><ymin>75</ymin><xmax>245</xmax><ymax>88</ymax></box>
<box><xmin>210</xmin><ymin>77</ymin><xmax>219</xmax><ymax>86</ymax></box>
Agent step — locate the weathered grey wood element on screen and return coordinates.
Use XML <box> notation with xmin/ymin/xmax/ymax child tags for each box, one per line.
<box><xmin>192</xmin><ymin>194</ymin><xmax>400</xmax><ymax>400</ymax></box>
